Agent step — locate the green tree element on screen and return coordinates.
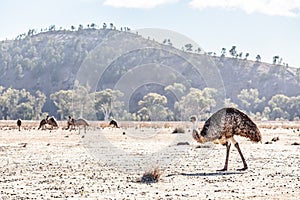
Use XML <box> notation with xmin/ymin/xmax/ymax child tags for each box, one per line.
<box><xmin>175</xmin><ymin>88</ymin><xmax>217</xmax><ymax>120</ymax></box>
<box><xmin>262</xmin><ymin>107</ymin><xmax>271</xmax><ymax>120</ymax></box>
<box><xmin>229</xmin><ymin>46</ymin><xmax>237</xmax><ymax>57</ymax></box>
<box><xmin>16</xmin><ymin>64</ymin><xmax>23</xmax><ymax>78</ymax></box>
<box><xmin>221</xmin><ymin>48</ymin><xmax>226</xmax><ymax>57</ymax></box>
<box><xmin>224</xmin><ymin>98</ymin><xmax>238</xmax><ymax>108</ymax></box>
<box><xmin>237</xmin><ymin>88</ymin><xmax>265</xmax><ymax>113</ymax></box>
<box><xmin>90</xmin><ymin>23</ymin><xmax>96</xmax><ymax>29</ymax></box>
<box><xmin>0</xmin><ymin>87</ymin><xmax>37</xmax><ymax>119</ymax></box>
<box><xmin>33</xmin><ymin>90</ymin><xmax>46</xmax><ymax>120</ymax></box>
<box><xmin>72</xmin><ymin>82</ymin><xmax>93</xmax><ymax>118</ymax></box>
<box><xmin>287</xmin><ymin>95</ymin><xmax>300</xmax><ymax>120</ymax></box>
<box><xmin>78</xmin><ymin>24</ymin><xmax>83</xmax><ymax>31</ymax></box>
<box><xmin>238</xmin><ymin>52</ymin><xmax>243</xmax><ymax>59</ymax></box>
<box><xmin>137</xmin><ymin>93</ymin><xmax>171</xmax><ymax>121</ymax></box>
<box><xmin>164</xmin><ymin>83</ymin><xmax>187</xmax><ymax>98</ymax></box>
<box><xmin>245</xmin><ymin>53</ymin><xmax>249</xmax><ymax>60</ymax></box>
<box><xmin>184</xmin><ymin>44</ymin><xmax>193</xmax><ymax>52</ymax></box>
<box><xmin>50</xmin><ymin>89</ymin><xmax>73</xmax><ymax>120</ymax></box>
<box><xmin>273</xmin><ymin>56</ymin><xmax>279</xmax><ymax>64</ymax></box>
<box><xmin>93</xmin><ymin>89</ymin><xmax>124</xmax><ymax>121</ymax></box>
<box><xmin>15</xmin><ymin>102</ymin><xmax>34</xmax><ymax>120</ymax></box>
<box><xmin>0</xmin><ymin>88</ymin><xmax>20</xmax><ymax>119</ymax></box>
<box><xmin>268</xmin><ymin>94</ymin><xmax>290</xmax><ymax>120</ymax></box>
<box><xmin>137</xmin><ymin>107</ymin><xmax>150</xmax><ymax>121</ymax></box>
<box><xmin>256</xmin><ymin>54</ymin><xmax>261</xmax><ymax>62</ymax></box>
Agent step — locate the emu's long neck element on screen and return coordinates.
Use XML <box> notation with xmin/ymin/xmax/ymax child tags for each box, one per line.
<box><xmin>191</xmin><ymin>119</ymin><xmax>210</xmax><ymax>143</ymax></box>
<box><xmin>192</xmin><ymin>120</ymin><xmax>198</xmax><ymax>130</ymax></box>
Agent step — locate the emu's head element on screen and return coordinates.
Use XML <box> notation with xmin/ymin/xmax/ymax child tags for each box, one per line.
<box><xmin>192</xmin><ymin>129</ymin><xmax>205</xmax><ymax>143</ymax></box>
<box><xmin>190</xmin><ymin>116</ymin><xmax>197</xmax><ymax>123</ymax></box>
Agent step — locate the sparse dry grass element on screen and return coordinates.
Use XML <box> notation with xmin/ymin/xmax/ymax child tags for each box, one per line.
<box><xmin>0</xmin><ymin>120</ymin><xmax>40</xmax><ymax>131</ymax></box>
<box><xmin>256</xmin><ymin>121</ymin><xmax>300</xmax><ymax>130</ymax></box>
<box><xmin>99</xmin><ymin>122</ymin><xmax>110</xmax><ymax>129</ymax></box>
<box><xmin>140</xmin><ymin>167</ymin><xmax>162</xmax><ymax>184</ymax></box>
<box><xmin>172</xmin><ymin>126</ymin><xmax>185</xmax><ymax>133</ymax></box>
<box><xmin>0</xmin><ymin>120</ymin><xmax>299</xmax><ymax>198</ymax></box>
<box><xmin>1</xmin><ymin>120</ymin><xmax>300</xmax><ymax>132</ymax></box>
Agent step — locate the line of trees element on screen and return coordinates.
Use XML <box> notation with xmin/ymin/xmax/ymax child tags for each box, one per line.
<box><xmin>1</xmin><ymin>83</ymin><xmax>300</xmax><ymax>121</ymax></box>
<box><xmin>203</xmin><ymin>45</ymin><xmax>290</xmax><ymax>67</ymax></box>
<box><xmin>14</xmin><ymin>22</ymin><xmax>130</xmax><ymax>41</ymax></box>
<box><xmin>0</xmin><ymin>86</ymin><xmax>46</xmax><ymax>120</ymax></box>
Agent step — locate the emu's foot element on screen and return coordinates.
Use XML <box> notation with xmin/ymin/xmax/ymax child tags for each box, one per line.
<box><xmin>216</xmin><ymin>167</ymin><xmax>227</xmax><ymax>172</ymax></box>
<box><xmin>237</xmin><ymin>166</ymin><xmax>248</xmax><ymax>171</ymax></box>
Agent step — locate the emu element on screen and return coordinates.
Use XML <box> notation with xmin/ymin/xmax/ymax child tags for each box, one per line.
<box><xmin>66</xmin><ymin>116</ymin><xmax>75</xmax><ymax>130</ymax></box>
<box><xmin>17</xmin><ymin>119</ymin><xmax>22</xmax><ymax>131</ymax></box>
<box><xmin>66</xmin><ymin>116</ymin><xmax>89</xmax><ymax>133</ymax></box>
<box><xmin>38</xmin><ymin>115</ymin><xmax>58</xmax><ymax>130</ymax></box>
<box><xmin>191</xmin><ymin>107</ymin><xmax>261</xmax><ymax>171</ymax></box>
<box><xmin>109</xmin><ymin>119</ymin><xmax>120</xmax><ymax>128</ymax></box>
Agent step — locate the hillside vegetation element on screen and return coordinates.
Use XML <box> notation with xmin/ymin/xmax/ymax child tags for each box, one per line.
<box><xmin>0</xmin><ymin>27</ymin><xmax>299</xmax><ymax>121</ymax></box>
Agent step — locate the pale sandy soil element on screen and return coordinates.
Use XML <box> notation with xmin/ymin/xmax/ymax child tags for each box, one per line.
<box><xmin>0</xmin><ymin>121</ymin><xmax>299</xmax><ymax>199</ymax></box>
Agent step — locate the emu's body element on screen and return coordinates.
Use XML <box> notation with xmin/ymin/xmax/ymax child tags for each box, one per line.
<box><xmin>109</xmin><ymin>119</ymin><xmax>119</xmax><ymax>128</ymax></box>
<box><xmin>38</xmin><ymin>116</ymin><xmax>58</xmax><ymax>130</ymax></box>
<box><xmin>17</xmin><ymin>119</ymin><xmax>22</xmax><ymax>131</ymax></box>
<box><xmin>66</xmin><ymin>116</ymin><xmax>89</xmax><ymax>133</ymax></box>
<box><xmin>191</xmin><ymin>107</ymin><xmax>261</xmax><ymax>171</ymax></box>
<box><xmin>38</xmin><ymin>119</ymin><xmax>47</xmax><ymax>130</ymax></box>
<box><xmin>47</xmin><ymin>116</ymin><xmax>58</xmax><ymax>129</ymax></box>
<box><xmin>66</xmin><ymin>116</ymin><xmax>75</xmax><ymax>130</ymax></box>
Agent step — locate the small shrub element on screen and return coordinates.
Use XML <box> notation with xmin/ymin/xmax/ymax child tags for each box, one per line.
<box><xmin>140</xmin><ymin>167</ymin><xmax>161</xmax><ymax>184</ymax></box>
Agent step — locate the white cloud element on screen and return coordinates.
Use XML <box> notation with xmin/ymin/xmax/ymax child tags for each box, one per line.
<box><xmin>103</xmin><ymin>0</ymin><xmax>178</xmax><ymax>9</ymax></box>
<box><xmin>189</xmin><ymin>0</ymin><xmax>300</xmax><ymax>17</ymax></box>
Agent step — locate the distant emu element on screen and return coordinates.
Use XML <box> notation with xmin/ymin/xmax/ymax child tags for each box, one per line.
<box><xmin>109</xmin><ymin>119</ymin><xmax>119</xmax><ymax>128</ymax></box>
<box><xmin>191</xmin><ymin>107</ymin><xmax>261</xmax><ymax>171</ymax></box>
<box><xmin>66</xmin><ymin>116</ymin><xmax>75</xmax><ymax>130</ymax></box>
<box><xmin>38</xmin><ymin>115</ymin><xmax>58</xmax><ymax>130</ymax></box>
<box><xmin>66</xmin><ymin>116</ymin><xmax>89</xmax><ymax>133</ymax></box>
<box><xmin>17</xmin><ymin>119</ymin><xmax>22</xmax><ymax>131</ymax></box>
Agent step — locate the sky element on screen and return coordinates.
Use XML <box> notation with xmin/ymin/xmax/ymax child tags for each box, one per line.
<box><xmin>0</xmin><ymin>0</ymin><xmax>299</xmax><ymax>67</ymax></box>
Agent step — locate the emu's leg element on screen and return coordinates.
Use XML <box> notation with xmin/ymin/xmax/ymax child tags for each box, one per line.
<box><xmin>234</xmin><ymin>143</ymin><xmax>248</xmax><ymax>171</ymax></box>
<box><xmin>217</xmin><ymin>141</ymin><xmax>231</xmax><ymax>171</ymax></box>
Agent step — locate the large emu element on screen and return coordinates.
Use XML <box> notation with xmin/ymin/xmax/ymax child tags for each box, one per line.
<box><xmin>38</xmin><ymin>115</ymin><xmax>58</xmax><ymax>130</ymax></box>
<box><xmin>17</xmin><ymin>119</ymin><xmax>22</xmax><ymax>131</ymax></box>
<box><xmin>66</xmin><ymin>116</ymin><xmax>89</xmax><ymax>133</ymax></box>
<box><xmin>191</xmin><ymin>107</ymin><xmax>261</xmax><ymax>171</ymax></box>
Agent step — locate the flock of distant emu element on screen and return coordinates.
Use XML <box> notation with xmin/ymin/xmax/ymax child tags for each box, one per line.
<box><xmin>16</xmin><ymin>116</ymin><xmax>120</xmax><ymax>133</ymax></box>
<box><xmin>14</xmin><ymin>107</ymin><xmax>261</xmax><ymax>171</ymax></box>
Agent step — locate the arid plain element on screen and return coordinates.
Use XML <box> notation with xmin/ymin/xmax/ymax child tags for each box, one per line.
<box><xmin>0</xmin><ymin>120</ymin><xmax>299</xmax><ymax>199</ymax></box>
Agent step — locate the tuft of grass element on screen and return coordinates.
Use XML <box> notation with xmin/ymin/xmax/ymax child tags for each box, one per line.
<box><xmin>140</xmin><ymin>167</ymin><xmax>162</xmax><ymax>184</ymax></box>
<box><xmin>172</xmin><ymin>127</ymin><xmax>185</xmax><ymax>134</ymax></box>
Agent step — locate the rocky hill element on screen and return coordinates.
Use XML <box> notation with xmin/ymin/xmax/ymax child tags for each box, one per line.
<box><xmin>0</xmin><ymin>28</ymin><xmax>299</xmax><ymax>117</ymax></box>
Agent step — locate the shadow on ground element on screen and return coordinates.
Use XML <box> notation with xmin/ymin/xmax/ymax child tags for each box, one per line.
<box><xmin>166</xmin><ymin>171</ymin><xmax>246</xmax><ymax>177</ymax></box>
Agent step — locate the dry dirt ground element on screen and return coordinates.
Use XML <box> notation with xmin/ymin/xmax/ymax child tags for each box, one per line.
<box><xmin>0</xmin><ymin>120</ymin><xmax>299</xmax><ymax>199</ymax></box>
